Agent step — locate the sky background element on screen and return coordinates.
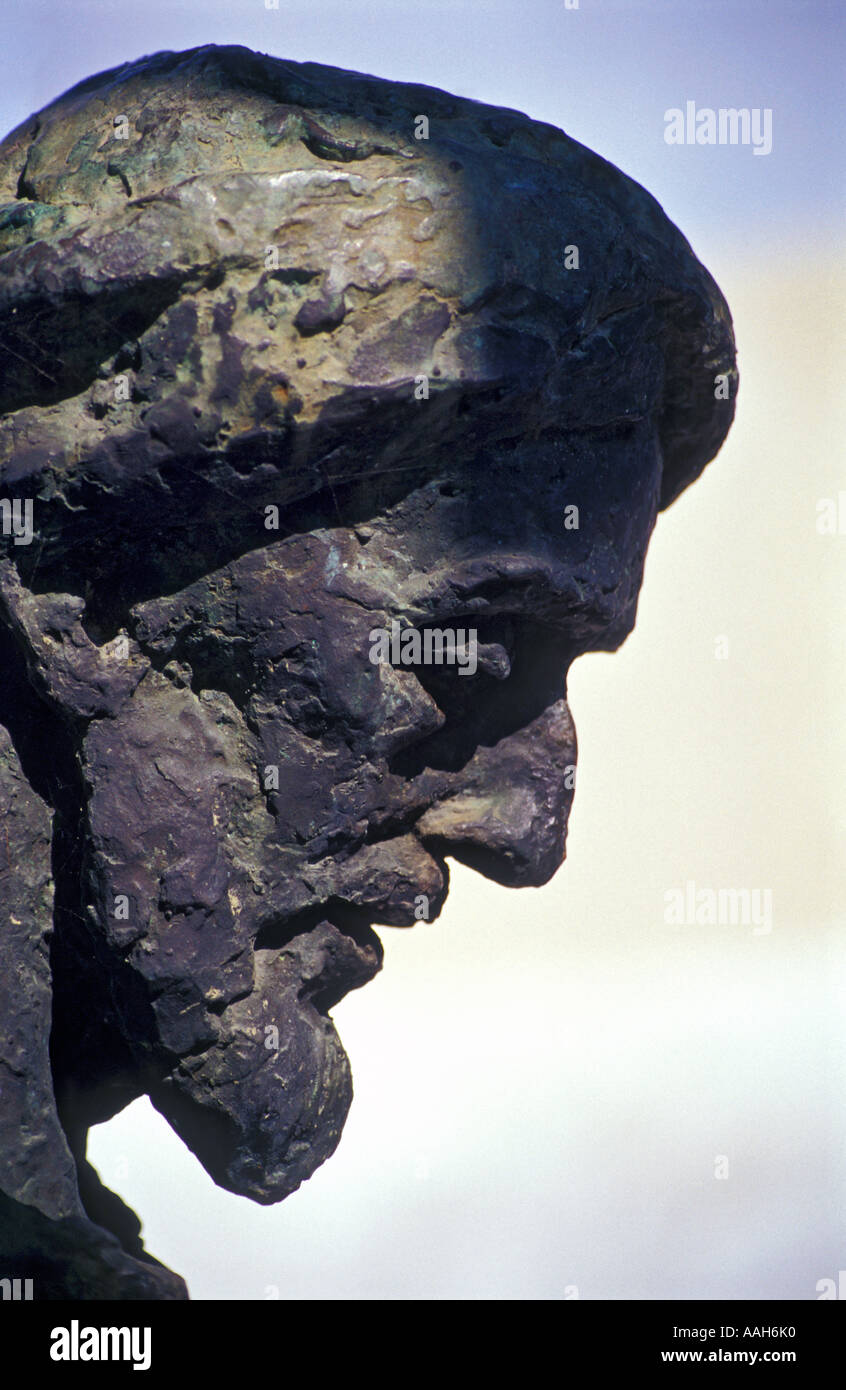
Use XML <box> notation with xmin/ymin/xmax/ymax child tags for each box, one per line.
<box><xmin>1</xmin><ymin>0</ymin><xmax>843</xmax><ymax>1298</ymax></box>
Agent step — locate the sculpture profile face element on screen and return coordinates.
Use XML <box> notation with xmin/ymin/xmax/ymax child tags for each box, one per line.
<box><xmin>44</xmin><ymin>419</ymin><xmax>657</xmax><ymax>1205</ymax></box>
<box><xmin>0</xmin><ymin>44</ymin><xmax>735</xmax><ymax>1296</ymax></box>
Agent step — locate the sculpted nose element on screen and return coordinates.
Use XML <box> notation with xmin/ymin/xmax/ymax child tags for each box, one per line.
<box><xmin>414</xmin><ymin>699</ymin><xmax>577</xmax><ymax>888</ymax></box>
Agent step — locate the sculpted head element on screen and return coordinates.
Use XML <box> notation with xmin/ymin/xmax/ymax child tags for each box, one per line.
<box><xmin>0</xmin><ymin>45</ymin><xmax>735</xmax><ymax>1258</ymax></box>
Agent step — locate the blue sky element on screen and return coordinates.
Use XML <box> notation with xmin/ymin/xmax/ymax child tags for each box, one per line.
<box><xmin>1</xmin><ymin>0</ymin><xmax>843</xmax><ymax>271</ymax></box>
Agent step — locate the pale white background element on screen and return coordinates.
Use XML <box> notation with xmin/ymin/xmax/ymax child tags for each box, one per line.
<box><xmin>2</xmin><ymin>0</ymin><xmax>841</xmax><ymax>1299</ymax></box>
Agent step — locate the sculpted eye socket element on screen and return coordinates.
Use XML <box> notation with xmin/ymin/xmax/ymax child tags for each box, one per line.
<box><xmin>385</xmin><ymin>623</ymin><xmax>492</xmax><ymax>680</ymax></box>
<box><xmin>475</xmin><ymin>641</ymin><xmax>511</xmax><ymax>679</ymax></box>
<box><xmin>387</xmin><ymin>619</ymin><xmax>568</xmax><ymax>778</ymax></box>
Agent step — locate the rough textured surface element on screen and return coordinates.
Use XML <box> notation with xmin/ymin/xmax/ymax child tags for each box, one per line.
<box><xmin>0</xmin><ymin>724</ymin><xmax>74</xmax><ymax>1220</ymax></box>
<box><xmin>0</xmin><ymin>723</ymin><xmax>185</xmax><ymax>1297</ymax></box>
<box><xmin>0</xmin><ymin>45</ymin><xmax>736</xmax><ymax>1298</ymax></box>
